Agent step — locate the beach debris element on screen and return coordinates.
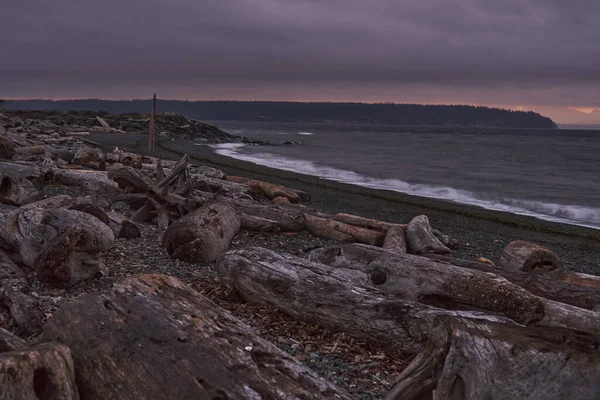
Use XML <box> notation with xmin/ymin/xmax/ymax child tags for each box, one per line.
<box><xmin>40</xmin><ymin>274</ymin><xmax>352</xmax><ymax>399</ymax></box>
<box><xmin>0</xmin><ymin>342</ymin><xmax>79</xmax><ymax>399</ymax></box>
<box><xmin>406</xmin><ymin>215</ymin><xmax>452</xmax><ymax>255</ymax></box>
<box><xmin>382</xmin><ymin>226</ymin><xmax>408</xmax><ymax>254</ymax></box>
<box><xmin>162</xmin><ymin>203</ymin><xmax>240</xmax><ymax>263</ymax></box>
<box><xmin>499</xmin><ymin>240</ymin><xmax>564</xmax><ymax>276</ymax></box>
<box><xmin>478</xmin><ymin>256</ymin><xmax>495</xmax><ymax>265</ymax></box>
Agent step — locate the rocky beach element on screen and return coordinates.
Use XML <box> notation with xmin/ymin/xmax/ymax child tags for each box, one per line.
<box><xmin>1</xmin><ymin>110</ymin><xmax>600</xmax><ymax>399</ymax></box>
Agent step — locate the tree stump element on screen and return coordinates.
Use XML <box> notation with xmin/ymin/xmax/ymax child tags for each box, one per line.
<box><xmin>382</xmin><ymin>226</ymin><xmax>408</xmax><ymax>254</ymax></box>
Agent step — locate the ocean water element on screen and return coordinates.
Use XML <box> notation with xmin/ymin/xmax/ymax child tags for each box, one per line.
<box><xmin>200</xmin><ymin>121</ymin><xmax>600</xmax><ymax>230</ymax></box>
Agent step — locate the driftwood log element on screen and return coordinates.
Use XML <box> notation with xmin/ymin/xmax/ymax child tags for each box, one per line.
<box><xmin>382</xmin><ymin>226</ymin><xmax>408</xmax><ymax>254</ymax></box>
<box><xmin>498</xmin><ymin>240</ymin><xmax>564</xmax><ymax>276</ymax></box>
<box><xmin>0</xmin><ymin>327</ymin><xmax>27</xmax><ymax>352</ymax></box>
<box><xmin>333</xmin><ymin>213</ymin><xmax>405</xmax><ymax>232</ymax></box>
<box><xmin>0</xmin><ymin>343</ymin><xmax>79</xmax><ymax>400</ymax></box>
<box><xmin>226</xmin><ymin>176</ymin><xmax>309</xmax><ymax>202</ymax></box>
<box><xmin>426</xmin><ymin>254</ymin><xmax>600</xmax><ymax>311</ymax></box>
<box><xmin>52</xmin><ymin>168</ymin><xmax>119</xmax><ymax>193</ymax></box>
<box><xmin>162</xmin><ymin>203</ymin><xmax>240</xmax><ymax>263</ymax></box>
<box><xmin>227</xmin><ymin>198</ymin><xmax>307</xmax><ymax>233</ymax></box>
<box><xmin>406</xmin><ymin>215</ymin><xmax>451</xmax><ymax>255</ymax></box>
<box><xmin>305</xmin><ymin>214</ymin><xmax>385</xmax><ymax>245</ymax></box>
<box><xmin>386</xmin><ymin>316</ymin><xmax>600</xmax><ymax>400</ymax></box>
<box><xmin>106</xmin><ymin>210</ymin><xmax>141</xmax><ymax>239</ymax></box>
<box><xmin>217</xmin><ymin>247</ymin><xmax>517</xmax><ymax>355</ymax></box>
<box><xmin>0</xmin><ymin>207</ymin><xmax>114</xmax><ymax>287</ymax></box>
<box><xmin>308</xmin><ymin>244</ymin><xmax>600</xmax><ymax>336</ymax></box>
<box><xmin>40</xmin><ymin>274</ymin><xmax>351</xmax><ymax>400</ymax></box>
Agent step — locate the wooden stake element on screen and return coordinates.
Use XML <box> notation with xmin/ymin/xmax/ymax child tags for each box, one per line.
<box><xmin>148</xmin><ymin>93</ymin><xmax>156</xmax><ymax>152</ymax></box>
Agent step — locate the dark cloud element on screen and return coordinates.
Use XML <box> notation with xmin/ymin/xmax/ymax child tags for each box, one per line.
<box><xmin>1</xmin><ymin>0</ymin><xmax>599</xmax><ymax>119</ymax></box>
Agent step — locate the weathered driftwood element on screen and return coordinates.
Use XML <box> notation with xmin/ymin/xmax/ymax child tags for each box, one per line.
<box><xmin>217</xmin><ymin>247</ymin><xmax>516</xmax><ymax>356</ymax></box>
<box><xmin>73</xmin><ymin>145</ymin><xmax>105</xmax><ymax>170</ymax></box>
<box><xmin>333</xmin><ymin>213</ymin><xmax>406</xmax><ymax>232</ymax></box>
<box><xmin>0</xmin><ymin>161</ymin><xmax>49</xmax><ymax>187</ymax></box>
<box><xmin>0</xmin><ymin>173</ymin><xmax>40</xmax><ymax>206</ymax></box>
<box><xmin>106</xmin><ymin>210</ymin><xmax>141</xmax><ymax>239</ymax></box>
<box><xmin>0</xmin><ymin>343</ymin><xmax>79</xmax><ymax>400</ymax></box>
<box><xmin>560</xmin><ymin>271</ymin><xmax>600</xmax><ymax>290</ymax></box>
<box><xmin>273</xmin><ymin>196</ymin><xmax>290</xmax><ymax>204</ymax></box>
<box><xmin>110</xmin><ymin>166</ymin><xmax>154</xmax><ymax>193</ymax></box>
<box><xmin>498</xmin><ymin>240</ymin><xmax>564</xmax><ymax>276</ymax></box>
<box><xmin>190</xmin><ymin>165</ymin><xmax>226</xmax><ymax>179</ymax></box>
<box><xmin>432</xmin><ymin>228</ymin><xmax>460</xmax><ymax>249</ymax></box>
<box><xmin>427</xmin><ymin>254</ymin><xmax>600</xmax><ymax>311</ymax></box>
<box><xmin>406</xmin><ymin>215</ymin><xmax>451</xmax><ymax>255</ymax></box>
<box><xmin>309</xmin><ymin>244</ymin><xmax>600</xmax><ymax>336</ymax></box>
<box><xmin>162</xmin><ymin>203</ymin><xmax>240</xmax><ymax>263</ymax></box>
<box><xmin>0</xmin><ymin>327</ymin><xmax>27</xmax><ymax>352</ymax></box>
<box><xmin>52</xmin><ymin>168</ymin><xmax>119</xmax><ymax>193</ymax></box>
<box><xmin>0</xmin><ymin>207</ymin><xmax>114</xmax><ymax>287</ymax></box>
<box><xmin>227</xmin><ymin>198</ymin><xmax>307</xmax><ymax>232</ymax></box>
<box><xmin>40</xmin><ymin>274</ymin><xmax>351</xmax><ymax>400</ymax></box>
<box><xmin>13</xmin><ymin>145</ymin><xmax>45</xmax><ymax>155</ymax></box>
<box><xmin>226</xmin><ymin>175</ymin><xmax>308</xmax><ymax>202</ymax></box>
<box><xmin>69</xmin><ymin>203</ymin><xmax>109</xmax><ymax>224</ymax></box>
<box><xmin>0</xmin><ymin>251</ymin><xmax>42</xmax><ymax>336</ymax></box>
<box><xmin>382</xmin><ymin>226</ymin><xmax>408</xmax><ymax>254</ymax></box>
<box><xmin>305</xmin><ymin>214</ymin><xmax>385</xmax><ymax>246</ymax></box>
<box><xmin>189</xmin><ymin>174</ymin><xmax>255</xmax><ymax>199</ymax></box>
<box><xmin>386</xmin><ymin>317</ymin><xmax>600</xmax><ymax>400</ymax></box>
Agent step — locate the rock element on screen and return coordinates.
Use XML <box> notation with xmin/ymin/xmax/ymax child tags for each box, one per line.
<box><xmin>40</xmin><ymin>274</ymin><xmax>351</xmax><ymax>400</ymax></box>
<box><xmin>162</xmin><ymin>203</ymin><xmax>240</xmax><ymax>263</ymax></box>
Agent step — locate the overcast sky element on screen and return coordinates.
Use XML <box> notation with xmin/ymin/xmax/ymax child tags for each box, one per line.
<box><xmin>1</xmin><ymin>0</ymin><xmax>599</xmax><ymax>123</ymax></box>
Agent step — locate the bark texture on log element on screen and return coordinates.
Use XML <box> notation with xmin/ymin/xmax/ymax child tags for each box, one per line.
<box><xmin>69</xmin><ymin>203</ymin><xmax>109</xmax><ymax>225</ymax></box>
<box><xmin>217</xmin><ymin>247</ymin><xmax>517</xmax><ymax>356</ymax></box>
<box><xmin>106</xmin><ymin>211</ymin><xmax>141</xmax><ymax>239</ymax></box>
<box><xmin>40</xmin><ymin>274</ymin><xmax>351</xmax><ymax>400</ymax></box>
<box><xmin>382</xmin><ymin>226</ymin><xmax>407</xmax><ymax>254</ymax></box>
<box><xmin>426</xmin><ymin>254</ymin><xmax>600</xmax><ymax>311</ymax></box>
<box><xmin>309</xmin><ymin>244</ymin><xmax>600</xmax><ymax>336</ymax></box>
<box><xmin>406</xmin><ymin>215</ymin><xmax>451</xmax><ymax>255</ymax></box>
<box><xmin>1</xmin><ymin>208</ymin><xmax>114</xmax><ymax>287</ymax></box>
<box><xmin>386</xmin><ymin>317</ymin><xmax>600</xmax><ymax>400</ymax></box>
<box><xmin>162</xmin><ymin>203</ymin><xmax>240</xmax><ymax>263</ymax></box>
<box><xmin>498</xmin><ymin>240</ymin><xmax>564</xmax><ymax>276</ymax></box>
<box><xmin>0</xmin><ymin>343</ymin><xmax>79</xmax><ymax>400</ymax></box>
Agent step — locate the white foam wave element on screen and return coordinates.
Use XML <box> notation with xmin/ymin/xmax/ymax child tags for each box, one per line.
<box><xmin>200</xmin><ymin>143</ymin><xmax>247</xmax><ymax>150</ymax></box>
<box><xmin>212</xmin><ymin>147</ymin><xmax>600</xmax><ymax>229</ymax></box>
<box><xmin>297</xmin><ymin>132</ymin><xmax>315</xmax><ymax>136</ymax></box>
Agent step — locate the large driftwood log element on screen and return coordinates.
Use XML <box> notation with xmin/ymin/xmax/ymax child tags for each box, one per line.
<box><xmin>386</xmin><ymin>316</ymin><xmax>600</xmax><ymax>400</ymax></box>
<box><xmin>40</xmin><ymin>274</ymin><xmax>351</xmax><ymax>400</ymax></box>
<box><xmin>308</xmin><ymin>244</ymin><xmax>600</xmax><ymax>335</ymax></box>
<box><xmin>52</xmin><ymin>168</ymin><xmax>119</xmax><ymax>193</ymax></box>
<box><xmin>0</xmin><ymin>161</ymin><xmax>49</xmax><ymax>188</ymax></box>
<box><xmin>0</xmin><ymin>207</ymin><xmax>114</xmax><ymax>287</ymax></box>
<box><xmin>406</xmin><ymin>215</ymin><xmax>451</xmax><ymax>255</ymax></box>
<box><xmin>0</xmin><ymin>343</ymin><xmax>79</xmax><ymax>400</ymax></box>
<box><xmin>189</xmin><ymin>174</ymin><xmax>255</xmax><ymax>199</ymax></box>
<box><xmin>0</xmin><ymin>136</ymin><xmax>17</xmax><ymax>159</ymax></box>
<box><xmin>498</xmin><ymin>240</ymin><xmax>564</xmax><ymax>276</ymax></box>
<box><xmin>0</xmin><ymin>173</ymin><xmax>40</xmax><ymax>205</ymax></box>
<box><xmin>217</xmin><ymin>247</ymin><xmax>517</xmax><ymax>355</ymax></box>
<box><xmin>426</xmin><ymin>254</ymin><xmax>600</xmax><ymax>311</ymax></box>
<box><xmin>162</xmin><ymin>203</ymin><xmax>240</xmax><ymax>263</ymax></box>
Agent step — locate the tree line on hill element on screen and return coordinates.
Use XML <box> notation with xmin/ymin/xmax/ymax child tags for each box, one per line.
<box><xmin>3</xmin><ymin>99</ymin><xmax>558</xmax><ymax>129</ymax></box>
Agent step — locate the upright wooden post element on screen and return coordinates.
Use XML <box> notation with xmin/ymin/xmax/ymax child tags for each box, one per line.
<box><xmin>148</xmin><ymin>93</ymin><xmax>156</xmax><ymax>152</ymax></box>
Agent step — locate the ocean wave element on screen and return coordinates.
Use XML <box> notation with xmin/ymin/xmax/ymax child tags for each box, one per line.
<box><xmin>211</xmin><ymin>147</ymin><xmax>600</xmax><ymax>229</ymax></box>
<box><xmin>297</xmin><ymin>132</ymin><xmax>315</xmax><ymax>136</ymax></box>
